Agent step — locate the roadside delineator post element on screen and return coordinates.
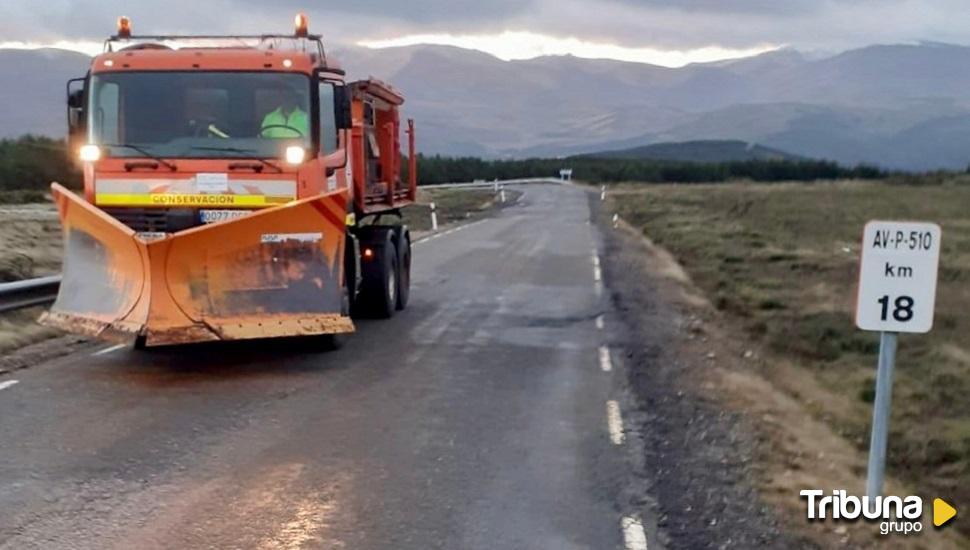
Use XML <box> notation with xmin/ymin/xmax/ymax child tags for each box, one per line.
<box><xmin>601</xmin><ymin>185</ymin><xmax>606</xmax><ymax>201</ymax></box>
<box><xmin>500</xmin><ymin>184</ymin><xmax>506</xmax><ymax>203</ymax></box>
<box><xmin>612</xmin><ymin>213</ymin><xmax>619</xmax><ymax>229</ymax></box>
<box><xmin>854</xmin><ymin>221</ymin><xmax>941</xmax><ymax>502</ymax></box>
<box><xmin>430</xmin><ymin>202</ymin><xmax>439</xmax><ymax>232</ymax></box>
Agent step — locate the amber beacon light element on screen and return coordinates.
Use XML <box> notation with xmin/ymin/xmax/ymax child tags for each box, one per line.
<box><xmin>117</xmin><ymin>16</ymin><xmax>132</xmax><ymax>38</ymax></box>
<box><xmin>294</xmin><ymin>13</ymin><xmax>309</xmax><ymax>37</ymax></box>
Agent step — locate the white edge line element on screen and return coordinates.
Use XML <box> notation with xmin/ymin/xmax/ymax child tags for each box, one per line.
<box><xmin>606</xmin><ymin>400</ymin><xmax>625</xmax><ymax>445</ymax></box>
<box><xmin>92</xmin><ymin>343</ymin><xmax>127</xmax><ymax>356</ymax></box>
<box><xmin>592</xmin><ymin>254</ymin><xmax>600</xmax><ymax>268</ymax></box>
<box><xmin>593</xmin><ymin>266</ymin><xmax>602</xmax><ymax>282</ymax></box>
<box><xmin>621</xmin><ymin>516</ymin><xmax>648</xmax><ymax>550</ymax></box>
<box><xmin>0</xmin><ymin>380</ymin><xmax>20</xmax><ymax>392</ymax></box>
<box><xmin>598</xmin><ymin>345</ymin><xmax>613</xmax><ymax>372</ymax></box>
<box><xmin>413</xmin><ymin>218</ymin><xmax>488</xmax><ymax>246</ymax></box>
<box><xmin>595</xmin><ymin>315</ymin><xmax>605</xmax><ymax>330</ymax></box>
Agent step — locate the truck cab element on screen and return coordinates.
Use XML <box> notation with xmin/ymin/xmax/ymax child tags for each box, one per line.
<box><xmin>42</xmin><ymin>15</ymin><xmax>417</xmax><ymax>347</ymax></box>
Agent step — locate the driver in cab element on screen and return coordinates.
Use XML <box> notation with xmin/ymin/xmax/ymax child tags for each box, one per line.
<box><xmin>261</xmin><ymin>87</ymin><xmax>309</xmax><ymax>138</ymax></box>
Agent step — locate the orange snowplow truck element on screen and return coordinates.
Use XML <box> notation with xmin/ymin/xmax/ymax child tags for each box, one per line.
<box><xmin>40</xmin><ymin>14</ymin><xmax>418</xmax><ymax>347</ymax></box>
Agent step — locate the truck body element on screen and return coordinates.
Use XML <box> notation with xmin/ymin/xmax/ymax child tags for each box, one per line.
<box><xmin>40</xmin><ymin>15</ymin><xmax>417</xmax><ymax>347</ymax></box>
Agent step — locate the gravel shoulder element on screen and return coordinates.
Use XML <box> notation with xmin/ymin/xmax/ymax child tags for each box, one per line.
<box><xmin>591</xmin><ymin>191</ymin><xmax>813</xmax><ymax>549</ymax></box>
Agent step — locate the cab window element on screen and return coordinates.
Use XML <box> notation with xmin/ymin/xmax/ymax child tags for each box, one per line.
<box><xmin>319</xmin><ymin>82</ymin><xmax>338</xmax><ymax>154</ymax></box>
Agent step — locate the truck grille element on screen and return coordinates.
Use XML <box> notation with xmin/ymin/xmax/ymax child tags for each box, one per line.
<box><xmin>102</xmin><ymin>208</ymin><xmax>200</xmax><ymax>233</ymax></box>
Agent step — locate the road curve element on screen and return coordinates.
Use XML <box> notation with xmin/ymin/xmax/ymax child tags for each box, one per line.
<box><xmin>0</xmin><ymin>184</ymin><xmax>643</xmax><ymax>549</ymax></box>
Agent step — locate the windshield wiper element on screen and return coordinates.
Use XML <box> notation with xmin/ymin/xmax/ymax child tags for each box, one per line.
<box><xmin>102</xmin><ymin>143</ymin><xmax>177</xmax><ymax>171</ymax></box>
<box><xmin>189</xmin><ymin>146</ymin><xmax>282</xmax><ymax>173</ymax></box>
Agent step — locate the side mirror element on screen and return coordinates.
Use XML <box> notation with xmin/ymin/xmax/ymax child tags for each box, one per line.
<box><xmin>334</xmin><ymin>85</ymin><xmax>352</xmax><ymax>130</ymax></box>
<box><xmin>66</xmin><ymin>77</ymin><xmax>87</xmax><ymax>150</ymax></box>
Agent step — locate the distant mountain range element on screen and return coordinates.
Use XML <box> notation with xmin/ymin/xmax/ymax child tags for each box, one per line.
<box><xmin>4</xmin><ymin>42</ymin><xmax>970</xmax><ymax>170</ymax></box>
<box><xmin>585</xmin><ymin>140</ymin><xmax>800</xmax><ymax>163</ymax></box>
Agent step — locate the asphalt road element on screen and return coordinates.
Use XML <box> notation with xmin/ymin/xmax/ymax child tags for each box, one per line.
<box><xmin>0</xmin><ymin>184</ymin><xmax>649</xmax><ymax>549</ymax></box>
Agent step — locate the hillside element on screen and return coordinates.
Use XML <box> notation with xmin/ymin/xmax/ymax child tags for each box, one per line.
<box><xmin>585</xmin><ymin>140</ymin><xmax>801</xmax><ymax>163</ymax></box>
<box><xmin>0</xmin><ymin>49</ymin><xmax>90</xmax><ymax>138</ymax></box>
<box><xmin>6</xmin><ymin>42</ymin><xmax>970</xmax><ymax>169</ymax></box>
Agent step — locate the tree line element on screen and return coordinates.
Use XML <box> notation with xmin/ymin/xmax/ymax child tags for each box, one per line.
<box><xmin>412</xmin><ymin>154</ymin><xmax>885</xmax><ymax>185</ymax></box>
<box><xmin>0</xmin><ymin>136</ymin><xmax>81</xmax><ymax>192</ymax></box>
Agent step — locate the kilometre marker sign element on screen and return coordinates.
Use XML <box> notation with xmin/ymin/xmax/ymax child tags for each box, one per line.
<box><xmin>855</xmin><ymin>221</ymin><xmax>941</xmax><ymax>333</ymax></box>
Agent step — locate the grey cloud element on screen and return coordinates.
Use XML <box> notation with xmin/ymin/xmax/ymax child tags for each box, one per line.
<box><xmin>1</xmin><ymin>0</ymin><xmax>968</xmax><ymax>55</ymax></box>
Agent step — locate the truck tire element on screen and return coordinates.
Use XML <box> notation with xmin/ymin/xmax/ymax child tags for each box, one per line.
<box><xmin>344</xmin><ymin>232</ymin><xmax>361</xmax><ymax>311</ymax></box>
<box><xmin>396</xmin><ymin>232</ymin><xmax>411</xmax><ymax>311</ymax></box>
<box><xmin>359</xmin><ymin>232</ymin><xmax>397</xmax><ymax>319</ymax></box>
<box><xmin>319</xmin><ymin>333</ymin><xmax>345</xmax><ymax>351</ymax></box>
<box><xmin>374</xmin><ymin>240</ymin><xmax>398</xmax><ymax>318</ymax></box>
<box><xmin>316</xmin><ymin>281</ymin><xmax>350</xmax><ymax>351</ymax></box>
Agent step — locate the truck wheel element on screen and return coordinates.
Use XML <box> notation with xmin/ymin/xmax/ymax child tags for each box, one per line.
<box><xmin>369</xmin><ymin>239</ymin><xmax>398</xmax><ymax>318</ymax></box>
<box><xmin>319</xmin><ymin>333</ymin><xmax>345</xmax><ymax>351</ymax></box>
<box><xmin>396</xmin><ymin>233</ymin><xmax>411</xmax><ymax>311</ymax></box>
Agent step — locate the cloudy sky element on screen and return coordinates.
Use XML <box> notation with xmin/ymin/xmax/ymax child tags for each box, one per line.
<box><xmin>0</xmin><ymin>0</ymin><xmax>966</xmax><ymax>66</ymax></box>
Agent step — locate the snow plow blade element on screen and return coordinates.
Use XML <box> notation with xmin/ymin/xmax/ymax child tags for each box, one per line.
<box><xmin>39</xmin><ymin>183</ymin><xmax>354</xmax><ymax>346</ymax></box>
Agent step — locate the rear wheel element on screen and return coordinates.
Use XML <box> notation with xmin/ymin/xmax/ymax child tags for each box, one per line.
<box><xmin>378</xmin><ymin>243</ymin><xmax>399</xmax><ymax>318</ymax></box>
<box><xmin>396</xmin><ymin>233</ymin><xmax>411</xmax><ymax>311</ymax></box>
<box><xmin>361</xmin><ymin>236</ymin><xmax>397</xmax><ymax>319</ymax></box>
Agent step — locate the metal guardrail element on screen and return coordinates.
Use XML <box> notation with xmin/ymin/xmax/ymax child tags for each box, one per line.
<box><xmin>0</xmin><ymin>275</ymin><xmax>61</xmax><ymax>313</ymax></box>
<box><xmin>419</xmin><ymin>178</ymin><xmax>563</xmax><ymax>190</ymax></box>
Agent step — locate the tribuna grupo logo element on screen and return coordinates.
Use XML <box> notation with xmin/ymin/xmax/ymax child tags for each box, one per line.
<box><xmin>800</xmin><ymin>490</ymin><xmax>957</xmax><ymax>536</ymax></box>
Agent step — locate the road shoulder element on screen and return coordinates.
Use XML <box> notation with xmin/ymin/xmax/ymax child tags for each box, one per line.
<box><xmin>590</xmin><ymin>191</ymin><xmax>819</xmax><ymax>549</ymax></box>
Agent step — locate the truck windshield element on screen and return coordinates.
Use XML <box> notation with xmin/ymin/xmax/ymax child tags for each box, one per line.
<box><xmin>88</xmin><ymin>71</ymin><xmax>312</xmax><ymax>159</ymax></box>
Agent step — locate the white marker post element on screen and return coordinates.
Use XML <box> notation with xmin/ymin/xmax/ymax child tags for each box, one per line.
<box><xmin>600</xmin><ymin>185</ymin><xmax>606</xmax><ymax>201</ymax></box>
<box><xmin>855</xmin><ymin>221</ymin><xmax>941</xmax><ymax>500</ymax></box>
<box><xmin>430</xmin><ymin>202</ymin><xmax>439</xmax><ymax>232</ymax></box>
<box><xmin>499</xmin><ymin>185</ymin><xmax>506</xmax><ymax>203</ymax></box>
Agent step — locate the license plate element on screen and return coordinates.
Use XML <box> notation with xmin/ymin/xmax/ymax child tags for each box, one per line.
<box><xmin>200</xmin><ymin>209</ymin><xmax>251</xmax><ymax>224</ymax></box>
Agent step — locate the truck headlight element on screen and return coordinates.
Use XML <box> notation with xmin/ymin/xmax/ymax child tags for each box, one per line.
<box><xmin>285</xmin><ymin>146</ymin><xmax>306</xmax><ymax>165</ymax></box>
<box><xmin>79</xmin><ymin>144</ymin><xmax>101</xmax><ymax>162</ymax></box>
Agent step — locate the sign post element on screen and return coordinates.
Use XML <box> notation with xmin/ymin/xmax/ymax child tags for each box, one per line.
<box><xmin>855</xmin><ymin>221</ymin><xmax>941</xmax><ymax>498</ymax></box>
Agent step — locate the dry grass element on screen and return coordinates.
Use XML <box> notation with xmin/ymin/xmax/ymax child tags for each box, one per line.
<box><xmin>0</xmin><ymin>204</ymin><xmax>61</xmax><ymax>281</ymax></box>
<box><xmin>609</xmin><ymin>179</ymin><xmax>970</xmax><ymax>537</ymax></box>
<box><xmin>0</xmin><ymin>204</ymin><xmax>64</xmax><ymax>355</ymax></box>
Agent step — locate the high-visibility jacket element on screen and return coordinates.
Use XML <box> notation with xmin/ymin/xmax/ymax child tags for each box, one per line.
<box><xmin>261</xmin><ymin>107</ymin><xmax>309</xmax><ymax>138</ymax></box>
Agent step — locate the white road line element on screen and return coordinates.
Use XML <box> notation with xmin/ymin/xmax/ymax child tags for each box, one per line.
<box><xmin>621</xmin><ymin>516</ymin><xmax>648</xmax><ymax>550</ymax></box>
<box><xmin>92</xmin><ymin>343</ymin><xmax>127</xmax><ymax>356</ymax></box>
<box><xmin>593</xmin><ymin>266</ymin><xmax>602</xmax><ymax>282</ymax></box>
<box><xmin>595</xmin><ymin>315</ymin><xmax>604</xmax><ymax>330</ymax></box>
<box><xmin>0</xmin><ymin>380</ymin><xmax>19</xmax><ymax>392</ymax></box>
<box><xmin>598</xmin><ymin>346</ymin><xmax>613</xmax><ymax>372</ymax></box>
<box><xmin>591</xmin><ymin>254</ymin><xmax>600</xmax><ymax>268</ymax></box>
<box><xmin>606</xmin><ymin>400</ymin><xmax>625</xmax><ymax>445</ymax></box>
<box><xmin>413</xmin><ymin>219</ymin><xmax>487</xmax><ymax>246</ymax></box>
<box><xmin>594</xmin><ymin>281</ymin><xmax>603</xmax><ymax>297</ymax></box>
